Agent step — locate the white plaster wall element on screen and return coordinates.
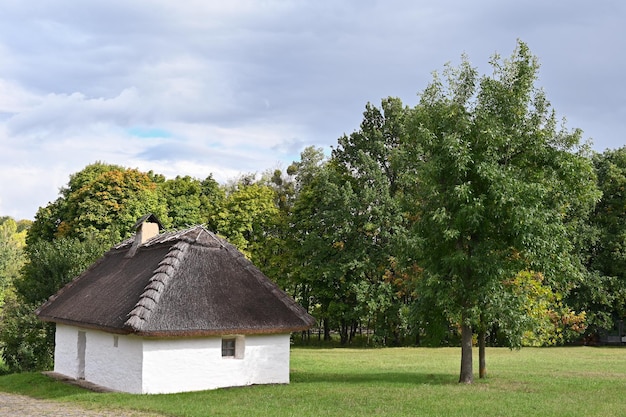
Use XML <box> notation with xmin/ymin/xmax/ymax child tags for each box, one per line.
<box><xmin>53</xmin><ymin>324</ymin><xmax>79</xmax><ymax>378</ymax></box>
<box><xmin>53</xmin><ymin>326</ymin><xmax>291</xmax><ymax>394</ymax></box>
<box><xmin>83</xmin><ymin>330</ymin><xmax>144</xmax><ymax>394</ymax></box>
<box><xmin>243</xmin><ymin>334</ymin><xmax>291</xmax><ymax>385</ymax></box>
<box><xmin>141</xmin><ymin>334</ymin><xmax>291</xmax><ymax>394</ymax></box>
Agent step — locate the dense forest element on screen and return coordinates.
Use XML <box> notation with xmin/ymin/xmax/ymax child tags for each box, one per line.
<box><xmin>1</xmin><ymin>42</ymin><xmax>625</xmax><ymax>383</ymax></box>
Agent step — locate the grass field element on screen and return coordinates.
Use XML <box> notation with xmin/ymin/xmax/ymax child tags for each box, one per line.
<box><xmin>0</xmin><ymin>347</ymin><xmax>624</xmax><ymax>417</ymax></box>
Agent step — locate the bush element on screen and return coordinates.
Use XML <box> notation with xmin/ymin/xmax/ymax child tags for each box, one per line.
<box><xmin>0</xmin><ymin>298</ymin><xmax>53</xmax><ymax>373</ymax></box>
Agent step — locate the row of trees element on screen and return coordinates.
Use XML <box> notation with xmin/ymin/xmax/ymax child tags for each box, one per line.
<box><xmin>1</xmin><ymin>41</ymin><xmax>625</xmax><ymax>383</ymax></box>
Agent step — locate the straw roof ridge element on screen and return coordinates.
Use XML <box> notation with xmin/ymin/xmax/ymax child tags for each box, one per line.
<box><xmin>114</xmin><ymin>236</ymin><xmax>134</xmax><ymax>249</ymax></box>
<box><xmin>115</xmin><ymin>225</ymin><xmax>222</xmax><ymax>251</ymax></box>
<box><xmin>124</xmin><ymin>240</ymin><xmax>190</xmax><ymax>331</ymax></box>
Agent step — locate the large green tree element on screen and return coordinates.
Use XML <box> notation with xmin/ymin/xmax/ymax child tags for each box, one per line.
<box><xmin>331</xmin><ymin>98</ymin><xmax>414</xmax><ymax>345</ymax></box>
<box><xmin>278</xmin><ymin>147</ymin><xmax>327</xmax><ymax>334</ymax></box>
<box><xmin>28</xmin><ymin>162</ymin><xmax>169</xmax><ymax>244</ymax></box>
<box><xmin>290</xmin><ymin>159</ymin><xmax>363</xmax><ymax>343</ymax></box>
<box><xmin>570</xmin><ymin>147</ymin><xmax>626</xmax><ymax>336</ymax></box>
<box><xmin>409</xmin><ymin>41</ymin><xmax>599</xmax><ymax>383</ymax></box>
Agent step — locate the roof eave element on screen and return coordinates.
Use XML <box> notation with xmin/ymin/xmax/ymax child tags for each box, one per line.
<box><xmin>37</xmin><ymin>316</ymin><xmax>132</xmax><ymax>335</ymax></box>
<box><xmin>40</xmin><ymin>315</ymin><xmax>315</xmax><ymax>338</ymax></box>
<box><xmin>131</xmin><ymin>325</ymin><xmax>315</xmax><ymax>338</ymax></box>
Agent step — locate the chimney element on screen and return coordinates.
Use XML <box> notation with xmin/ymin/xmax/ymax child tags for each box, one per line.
<box><xmin>127</xmin><ymin>214</ymin><xmax>163</xmax><ymax>258</ymax></box>
<box><xmin>137</xmin><ymin>221</ymin><xmax>160</xmax><ymax>244</ymax></box>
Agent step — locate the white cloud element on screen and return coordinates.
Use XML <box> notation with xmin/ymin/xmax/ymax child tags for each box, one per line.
<box><xmin>0</xmin><ymin>79</ymin><xmax>41</xmax><ymax>113</ymax></box>
<box><xmin>5</xmin><ymin>88</ymin><xmax>142</xmax><ymax>136</ymax></box>
<box><xmin>0</xmin><ymin>0</ymin><xmax>625</xmax><ymax>219</ymax></box>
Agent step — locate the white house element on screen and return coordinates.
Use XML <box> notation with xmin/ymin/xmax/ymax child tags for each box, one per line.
<box><xmin>36</xmin><ymin>215</ymin><xmax>315</xmax><ymax>394</ymax></box>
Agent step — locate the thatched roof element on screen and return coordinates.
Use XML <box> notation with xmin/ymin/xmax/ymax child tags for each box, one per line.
<box><xmin>36</xmin><ymin>226</ymin><xmax>315</xmax><ymax>337</ymax></box>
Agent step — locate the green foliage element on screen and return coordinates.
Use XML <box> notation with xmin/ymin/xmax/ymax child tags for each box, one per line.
<box><xmin>289</xmin><ymin>146</ymin><xmax>326</xmax><ymax>188</ymax></box>
<box><xmin>63</xmin><ymin>167</ymin><xmax>168</xmax><ymax>240</ymax></box>
<box><xmin>590</xmin><ymin>148</ymin><xmax>626</xmax><ymax>276</ymax></box>
<box><xmin>571</xmin><ymin>147</ymin><xmax>626</xmax><ymax>334</ymax></box>
<box><xmin>0</xmin><ymin>299</ymin><xmax>53</xmax><ymax>373</ymax></box>
<box><xmin>27</xmin><ymin>203</ymin><xmax>63</xmax><ymax>245</ymax></box>
<box><xmin>409</xmin><ymin>41</ymin><xmax>599</xmax><ymax>380</ymax></box>
<box><xmin>289</xmin><ymin>116</ymin><xmax>412</xmax><ymax>345</ymax></box>
<box><xmin>499</xmin><ymin>271</ymin><xmax>586</xmax><ymax>347</ymax></box>
<box><xmin>354</xmin><ymin>279</ymin><xmax>413</xmax><ymax>346</ymax></box>
<box><xmin>159</xmin><ymin>175</ymin><xmax>205</xmax><ymax>228</ymax></box>
<box><xmin>290</xmin><ymin>161</ymin><xmax>360</xmax><ymax>343</ymax></box>
<box><xmin>0</xmin><ymin>236</ymin><xmax>110</xmax><ymax>373</ymax></box>
<box><xmin>217</xmin><ymin>180</ymin><xmax>280</xmax><ymax>258</ymax></box>
<box><xmin>0</xmin><ymin>218</ymin><xmax>36</xmax><ymax>373</ymax></box>
<box><xmin>199</xmin><ymin>175</ymin><xmax>226</xmax><ymax>232</ymax></box>
<box><xmin>245</xmin><ymin>168</ymin><xmax>298</xmax><ymax>289</ymax></box>
<box><xmin>568</xmin><ymin>271</ymin><xmax>622</xmax><ymax>337</ymax></box>
<box><xmin>17</xmin><ymin>236</ymin><xmax>110</xmax><ymax>305</ymax></box>
<box><xmin>28</xmin><ymin>162</ymin><xmax>170</xmax><ymax>244</ymax></box>
<box><xmin>159</xmin><ymin>174</ymin><xmax>225</xmax><ymax>230</ymax></box>
<box><xmin>0</xmin><ymin>218</ymin><xmax>29</xmax><ymax>307</ymax></box>
<box><xmin>326</xmin><ymin>98</ymin><xmax>413</xmax><ymax>344</ymax></box>
<box><xmin>334</xmin><ymin>97</ymin><xmax>410</xmax><ymax>195</ymax></box>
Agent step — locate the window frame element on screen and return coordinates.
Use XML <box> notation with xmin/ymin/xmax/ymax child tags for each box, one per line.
<box><xmin>221</xmin><ymin>335</ymin><xmax>245</xmax><ymax>359</ymax></box>
<box><xmin>221</xmin><ymin>338</ymin><xmax>236</xmax><ymax>357</ymax></box>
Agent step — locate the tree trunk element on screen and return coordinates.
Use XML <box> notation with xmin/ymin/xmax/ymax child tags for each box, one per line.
<box><xmin>323</xmin><ymin>318</ymin><xmax>331</xmax><ymax>341</ymax></box>
<box><xmin>459</xmin><ymin>323</ymin><xmax>474</xmax><ymax>384</ymax></box>
<box><xmin>349</xmin><ymin>321</ymin><xmax>358</xmax><ymax>343</ymax></box>
<box><xmin>478</xmin><ymin>328</ymin><xmax>486</xmax><ymax>379</ymax></box>
<box><xmin>339</xmin><ymin>320</ymin><xmax>349</xmax><ymax>345</ymax></box>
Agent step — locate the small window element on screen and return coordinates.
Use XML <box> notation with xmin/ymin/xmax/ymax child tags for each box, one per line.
<box><xmin>113</xmin><ymin>336</ymin><xmax>119</xmax><ymax>348</ymax></box>
<box><xmin>222</xmin><ymin>338</ymin><xmax>236</xmax><ymax>357</ymax></box>
<box><xmin>222</xmin><ymin>336</ymin><xmax>245</xmax><ymax>359</ymax></box>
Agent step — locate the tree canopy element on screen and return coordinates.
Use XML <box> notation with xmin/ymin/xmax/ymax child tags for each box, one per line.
<box><xmin>409</xmin><ymin>41</ymin><xmax>599</xmax><ymax>382</ymax></box>
<box><xmin>569</xmin><ymin>147</ymin><xmax>626</xmax><ymax>337</ymax></box>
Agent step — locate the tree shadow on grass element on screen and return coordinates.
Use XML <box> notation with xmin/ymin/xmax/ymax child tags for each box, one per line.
<box><xmin>292</xmin><ymin>371</ymin><xmax>457</xmax><ymax>386</ymax></box>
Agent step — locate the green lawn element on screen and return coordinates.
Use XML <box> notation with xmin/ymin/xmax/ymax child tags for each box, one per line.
<box><xmin>0</xmin><ymin>347</ymin><xmax>624</xmax><ymax>417</ymax></box>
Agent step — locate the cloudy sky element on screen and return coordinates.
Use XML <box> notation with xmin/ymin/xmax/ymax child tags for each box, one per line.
<box><xmin>1</xmin><ymin>1</ymin><xmax>624</xmax><ymax>220</ymax></box>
